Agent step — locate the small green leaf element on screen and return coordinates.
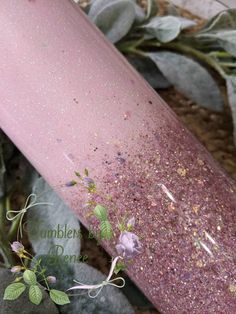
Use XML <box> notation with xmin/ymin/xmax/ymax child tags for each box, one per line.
<box><xmin>100</xmin><ymin>220</ymin><xmax>113</xmax><ymax>240</ymax></box>
<box><xmin>23</xmin><ymin>270</ymin><xmax>37</xmax><ymax>285</ymax></box>
<box><xmin>74</xmin><ymin>171</ymin><xmax>81</xmax><ymax>178</ymax></box>
<box><xmin>93</xmin><ymin>204</ymin><xmax>108</xmax><ymax>221</ymax></box>
<box><xmin>49</xmin><ymin>289</ymin><xmax>70</xmax><ymax>305</ymax></box>
<box><xmin>14</xmin><ymin>276</ymin><xmax>23</xmax><ymax>283</ymax></box>
<box><xmin>84</xmin><ymin>168</ymin><xmax>89</xmax><ymax>176</ymax></box>
<box><xmin>4</xmin><ymin>283</ymin><xmax>26</xmax><ymax>300</ymax></box>
<box><xmin>114</xmin><ymin>261</ymin><xmax>126</xmax><ymax>274</ymax></box>
<box><xmin>29</xmin><ymin>285</ymin><xmax>43</xmax><ymax>305</ymax></box>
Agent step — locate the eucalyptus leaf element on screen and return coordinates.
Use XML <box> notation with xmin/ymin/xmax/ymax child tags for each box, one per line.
<box><xmin>27</xmin><ymin>177</ymin><xmax>81</xmax><ymax>260</ymax></box>
<box><xmin>88</xmin><ymin>0</ymin><xmax>136</xmax><ymax>43</ymax></box>
<box><xmin>127</xmin><ymin>56</ymin><xmax>171</xmax><ymax>89</ymax></box>
<box><xmin>147</xmin><ymin>51</ymin><xmax>224</xmax><ymax>111</ymax></box>
<box><xmin>226</xmin><ymin>75</ymin><xmax>236</xmax><ymax>144</ymax></box>
<box><xmin>195</xmin><ymin>9</ymin><xmax>236</xmax><ymax>55</ymax></box>
<box><xmin>177</xmin><ymin>17</ymin><xmax>197</xmax><ymax>30</ymax></box>
<box><xmin>200</xmin><ymin>9</ymin><xmax>236</xmax><ymax>33</ymax></box>
<box><xmin>127</xmin><ymin>0</ymin><xmax>145</xmax><ymax>24</ymax></box>
<box><xmin>146</xmin><ymin>0</ymin><xmax>158</xmax><ymax>19</ymax></box>
<box><xmin>133</xmin><ymin>3</ymin><xmax>145</xmax><ymax>24</ymax></box>
<box><xmin>196</xmin><ymin>30</ymin><xmax>236</xmax><ymax>57</ymax></box>
<box><xmin>216</xmin><ymin>30</ymin><xmax>236</xmax><ymax>57</ymax></box>
<box><xmin>142</xmin><ymin>16</ymin><xmax>196</xmax><ymax>43</ymax></box>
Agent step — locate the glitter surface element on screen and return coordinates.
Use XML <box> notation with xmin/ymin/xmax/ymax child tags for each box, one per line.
<box><xmin>0</xmin><ymin>1</ymin><xmax>236</xmax><ymax>313</ymax></box>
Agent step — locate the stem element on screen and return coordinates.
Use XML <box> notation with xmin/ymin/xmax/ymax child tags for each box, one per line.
<box><xmin>7</xmin><ymin>210</ymin><xmax>21</xmax><ymax>243</ymax></box>
<box><xmin>144</xmin><ymin>41</ymin><xmax>227</xmax><ymax>79</ymax></box>
<box><xmin>0</xmin><ymin>198</ymin><xmax>6</xmax><ymax>240</ymax></box>
<box><xmin>0</xmin><ymin>261</ymin><xmax>6</xmax><ymax>267</ymax></box>
<box><xmin>0</xmin><ymin>197</ymin><xmax>14</xmax><ymax>267</ymax></box>
<box><xmin>116</xmin><ymin>37</ymin><xmax>147</xmax><ymax>51</ymax></box>
<box><xmin>0</xmin><ymin>245</ymin><xmax>13</xmax><ymax>268</ymax></box>
<box><xmin>208</xmin><ymin>51</ymin><xmax>232</xmax><ymax>58</ymax></box>
<box><xmin>5</xmin><ymin>195</ymin><xmax>17</xmax><ymax>241</ymax></box>
<box><xmin>219</xmin><ymin>62</ymin><xmax>236</xmax><ymax>68</ymax></box>
<box><xmin>29</xmin><ymin>253</ymin><xmax>50</xmax><ymax>291</ymax></box>
<box><xmin>119</xmin><ymin>46</ymin><xmax>147</xmax><ymax>57</ymax></box>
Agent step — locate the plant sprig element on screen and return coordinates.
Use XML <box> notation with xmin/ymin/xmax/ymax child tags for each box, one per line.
<box><xmin>3</xmin><ymin>242</ymin><xmax>70</xmax><ymax>306</ymax></box>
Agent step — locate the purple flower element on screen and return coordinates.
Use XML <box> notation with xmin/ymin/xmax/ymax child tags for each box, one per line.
<box><xmin>47</xmin><ymin>276</ymin><xmax>57</xmax><ymax>284</ymax></box>
<box><xmin>65</xmin><ymin>180</ymin><xmax>77</xmax><ymax>187</ymax></box>
<box><xmin>11</xmin><ymin>242</ymin><xmax>24</xmax><ymax>254</ymax></box>
<box><xmin>11</xmin><ymin>266</ymin><xmax>22</xmax><ymax>273</ymax></box>
<box><xmin>116</xmin><ymin>231</ymin><xmax>142</xmax><ymax>259</ymax></box>
<box><xmin>83</xmin><ymin>177</ymin><xmax>95</xmax><ymax>188</ymax></box>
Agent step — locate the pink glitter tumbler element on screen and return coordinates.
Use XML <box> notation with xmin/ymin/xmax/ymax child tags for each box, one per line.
<box><xmin>0</xmin><ymin>1</ymin><xmax>236</xmax><ymax>313</ymax></box>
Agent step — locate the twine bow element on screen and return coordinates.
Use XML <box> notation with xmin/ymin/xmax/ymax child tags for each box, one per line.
<box><xmin>67</xmin><ymin>256</ymin><xmax>125</xmax><ymax>298</ymax></box>
<box><xmin>6</xmin><ymin>193</ymin><xmax>52</xmax><ymax>240</ymax></box>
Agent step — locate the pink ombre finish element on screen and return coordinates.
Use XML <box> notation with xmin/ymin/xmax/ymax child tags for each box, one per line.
<box><xmin>1</xmin><ymin>1</ymin><xmax>236</xmax><ymax>313</ymax></box>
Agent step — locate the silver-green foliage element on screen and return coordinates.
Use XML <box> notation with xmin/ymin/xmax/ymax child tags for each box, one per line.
<box><xmin>78</xmin><ymin>1</ymin><xmax>236</xmax><ymax>144</ymax></box>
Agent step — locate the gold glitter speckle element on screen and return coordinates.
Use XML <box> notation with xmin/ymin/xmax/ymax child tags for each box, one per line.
<box><xmin>168</xmin><ymin>203</ymin><xmax>176</xmax><ymax>211</ymax></box>
<box><xmin>177</xmin><ymin>167</ymin><xmax>187</xmax><ymax>177</ymax></box>
<box><xmin>229</xmin><ymin>284</ymin><xmax>236</xmax><ymax>293</ymax></box>
<box><xmin>196</xmin><ymin>260</ymin><xmax>203</xmax><ymax>268</ymax></box>
<box><xmin>197</xmin><ymin>158</ymin><xmax>204</xmax><ymax>166</ymax></box>
<box><xmin>192</xmin><ymin>205</ymin><xmax>200</xmax><ymax>214</ymax></box>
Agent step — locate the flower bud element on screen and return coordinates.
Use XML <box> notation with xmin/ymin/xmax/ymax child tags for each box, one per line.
<box><xmin>10</xmin><ymin>265</ymin><xmax>22</xmax><ymax>273</ymax></box>
<box><xmin>11</xmin><ymin>242</ymin><xmax>24</xmax><ymax>255</ymax></box>
<box><xmin>127</xmin><ymin>217</ymin><xmax>135</xmax><ymax>229</ymax></box>
<box><xmin>47</xmin><ymin>276</ymin><xmax>57</xmax><ymax>284</ymax></box>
